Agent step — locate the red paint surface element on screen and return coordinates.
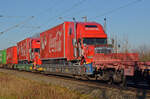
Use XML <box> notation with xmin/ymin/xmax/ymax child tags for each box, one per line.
<box><xmin>40</xmin><ymin>21</ymin><xmax>107</xmax><ymax>61</ymax></box>
<box><xmin>39</xmin><ymin>21</ymin><xmax>147</xmax><ymax>76</ymax></box>
<box><xmin>40</xmin><ymin>23</ymin><xmax>64</xmax><ymax>60</ymax></box>
<box><xmin>17</xmin><ymin>38</ymin><xmax>30</xmax><ymax>62</ymax></box>
<box><xmin>93</xmin><ymin>53</ymin><xmax>139</xmax><ymax>76</ymax></box>
<box><xmin>17</xmin><ymin>38</ymin><xmax>41</xmax><ymax>64</ymax></box>
<box><xmin>6</xmin><ymin>46</ymin><xmax>18</xmax><ymax>64</ymax></box>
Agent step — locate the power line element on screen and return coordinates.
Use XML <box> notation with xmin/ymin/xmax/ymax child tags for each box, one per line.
<box><xmin>16</xmin><ymin>0</ymin><xmax>62</xmax><ymax>37</ymax></box>
<box><xmin>59</xmin><ymin>0</ymin><xmax>88</xmax><ymax>17</ymax></box>
<box><xmin>0</xmin><ymin>16</ymin><xmax>34</xmax><ymax>35</ymax></box>
<box><xmin>41</xmin><ymin>0</ymin><xmax>88</xmax><ymax>27</ymax></box>
<box><xmin>89</xmin><ymin>0</ymin><xmax>143</xmax><ymax>20</ymax></box>
<box><xmin>0</xmin><ymin>0</ymin><xmax>59</xmax><ymax>35</ymax></box>
<box><xmin>0</xmin><ymin>0</ymin><xmax>87</xmax><ymax>37</ymax></box>
<box><xmin>33</xmin><ymin>0</ymin><xmax>60</xmax><ymax>17</ymax></box>
<box><xmin>0</xmin><ymin>15</ymin><xmax>31</xmax><ymax>18</ymax></box>
<box><xmin>27</xmin><ymin>0</ymin><xmax>87</xmax><ymax>37</ymax></box>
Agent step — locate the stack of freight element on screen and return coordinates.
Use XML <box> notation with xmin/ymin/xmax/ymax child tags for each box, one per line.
<box><xmin>0</xmin><ymin>21</ymin><xmax>150</xmax><ymax>86</ymax></box>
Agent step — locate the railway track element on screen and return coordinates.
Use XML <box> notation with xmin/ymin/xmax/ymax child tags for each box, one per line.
<box><xmin>22</xmin><ymin>69</ymin><xmax>150</xmax><ymax>90</ymax></box>
<box><xmin>1</xmin><ymin>68</ymin><xmax>150</xmax><ymax>99</ymax></box>
<box><xmin>45</xmin><ymin>73</ymin><xmax>150</xmax><ymax>92</ymax></box>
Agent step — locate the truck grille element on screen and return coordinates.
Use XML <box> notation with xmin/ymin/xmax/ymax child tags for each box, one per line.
<box><xmin>95</xmin><ymin>47</ymin><xmax>112</xmax><ymax>54</ymax></box>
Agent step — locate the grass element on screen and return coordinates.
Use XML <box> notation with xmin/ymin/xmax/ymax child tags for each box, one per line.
<box><xmin>0</xmin><ymin>72</ymin><xmax>92</xmax><ymax>99</ymax></box>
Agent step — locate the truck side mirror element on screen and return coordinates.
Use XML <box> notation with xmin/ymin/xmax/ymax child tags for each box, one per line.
<box><xmin>78</xmin><ymin>39</ymin><xmax>81</xmax><ymax>43</ymax></box>
<box><xmin>84</xmin><ymin>44</ymin><xmax>87</xmax><ymax>47</ymax></box>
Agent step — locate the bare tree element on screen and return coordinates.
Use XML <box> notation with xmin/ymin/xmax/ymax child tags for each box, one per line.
<box><xmin>134</xmin><ymin>45</ymin><xmax>150</xmax><ymax>61</ymax></box>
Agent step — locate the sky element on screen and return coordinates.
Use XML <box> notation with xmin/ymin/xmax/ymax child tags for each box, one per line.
<box><xmin>0</xmin><ymin>0</ymin><xmax>150</xmax><ymax>50</ymax></box>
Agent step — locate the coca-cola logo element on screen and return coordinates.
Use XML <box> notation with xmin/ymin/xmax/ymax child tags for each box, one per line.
<box><xmin>41</xmin><ymin>35</ymin><xmax>47</xmax><ymax>50</ymax></box>
<box><xmin>49</xmin><ymin>31</ymin><xmax>62</xmax><ymax>53</ymax></box>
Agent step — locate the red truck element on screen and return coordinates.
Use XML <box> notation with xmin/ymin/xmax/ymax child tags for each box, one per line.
<box><xmin>40</xmin><ymin>21</ymin><xmax>140</xmax><ymax>85</ymax></box>
<box><xmin>40</xmin><ymin>22</ymin><xmax>107</xmax><ymax>63</ymax></box>
<box><xmin>2</xmin><ymin>21</ymin><xmax>150</xmax><ymax>86</ymax></box>
<box><xmin>17</xmin><ymin>38</ymin><xmax>41</xmax><ymax>65</ymax></box>
<box><xmin>6</xmin><ymin>46</ymin><xmax>18</xmax><ymax>68</ymax></box>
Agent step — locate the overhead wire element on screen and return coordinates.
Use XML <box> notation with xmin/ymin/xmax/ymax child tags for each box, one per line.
<box><xmin>0</xmin><ymin>0</ymin><xmax>143</xmax><ymax>36</ymax></box>
<box><xmin>21</xmin><ymin>0</ymin><xmax>63</xmax><ymax>37</ymax></box>
<box><xmin>0</xmin><ymin>0</ymin><xmax>87</xmax><ymax>37</ymax></box>
<box><xmin>0</xmin><ymin>0</ymin><xmax>142</xmax><ymax>40</ymax></box>
<box><xmin>28</xmin><ymin>0</ymin><xmax>87</xmax><ymax>38</ymax></box>
<box><xmin>58</xmin><ymin>0</ymin><xmax>88</xmax><ymax>17</ymax></box>
<box><xmin>0</xmin><ymin>0</ymin><xmax>59</xmax><ymax>35</ymax></box>
<box><xmin>0</xmin><ymin>15</ymin><xmax>31</xmax><ymax>18</ymax></box>
<box><xmin>40</xmin><ymin>0</ymin><xmax>88</xmax><ymax>28</ymax></box>
<box><xmin>0</xmin><ymin>16</ymin><xmax>34</xmax><ymax>35</ymax></box>
<box><xmin>32</xmin><ymin>0</ymin><xmax>59</xmax><ymax>17</ymax></box>
<box><xmin>0</xmin><ymin>0</ymin><xmax>61</xmax><ymax>46</ymax></box>
<box><xmin>0</xmin><ymin>0</ymin><xmax>144</xmax><ymax>48</ymax></box>
<box><xmin>0</xmin><ymin>16</ymin><xmax>35</xmax><ymax>44</ymax></box>
<box><xmin>89</xmin><ymin>0</ymin><xmax>143</xmax><ymax>20</ymax></box>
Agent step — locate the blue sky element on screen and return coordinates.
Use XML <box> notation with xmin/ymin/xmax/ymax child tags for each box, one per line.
<box><xmin>0</xmin><ymin>0</ymin><xmax>149</xmax><ymax>50</ymax></box>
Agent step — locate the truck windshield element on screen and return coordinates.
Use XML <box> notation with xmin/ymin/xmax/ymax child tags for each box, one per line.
<box><xmin>83</xmin><ymin>38</ymin><xmax>107</xmax><ymax>45</ymax></box>
<box><xmin>34</xmin><ymin>48</ymin><xmax>40</xmax><ymax>53</ymax></box>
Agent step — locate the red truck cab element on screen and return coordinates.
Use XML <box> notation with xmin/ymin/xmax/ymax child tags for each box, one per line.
<box><xmin>17</xmin><ymin>38</ymin><xmax>41</xmax><ymax>65</ymax></box>
<box><xmin>75</xmin><ymin>22</ymin><xmax>109</xmax><ymax>64</ymax></box>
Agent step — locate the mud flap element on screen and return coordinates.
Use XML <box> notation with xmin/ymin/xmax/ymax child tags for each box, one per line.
<box><xmin>84</xmin><ymin>63</ymin><xmax>93</xmax><ymax>75</ymax></box>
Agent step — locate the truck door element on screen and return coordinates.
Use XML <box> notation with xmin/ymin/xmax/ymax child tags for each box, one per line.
<box><xmin>67</xmin><ymin>22</ymin><xmax>77</xmax><ymax>60</ymax></box>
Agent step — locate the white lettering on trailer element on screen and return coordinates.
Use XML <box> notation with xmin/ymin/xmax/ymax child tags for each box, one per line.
<box><xmin>49</xmin><ymin>31</ymin><xmax>62</xmax><ymax>53</ymax></box>
<box><xmin>41</xmin><ymin>36</ymin><xmax>47</xmax><ymax>50</ymax></box>
<box><xmin>21</xmin><ymin>43</ymin><xmax>25</xmax><ymax>56</ymax></box>
<box><xmin>41</xmin><ymin>38</ymin><xmax>44</xmax><ymax>50</ymax></box>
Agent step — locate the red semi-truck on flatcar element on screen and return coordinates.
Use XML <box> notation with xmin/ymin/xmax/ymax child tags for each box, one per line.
<box><xmin>17</xmin><ymin>38</ymin><xmax>41</xmax><ymax>65</ymax></box>
<box><xmin>1</xmin><ymin>21</ymin><xmax>150</xmax><ymax>86</ymax></box>
<box><xmin>40</xmin><ymin>21</ymin><xmax>142</xmax><ymax>85</ymax></box>
<box><xmin>6</xmin><ymin>46</ymin><xmax>18</xmax><ymax>68</ymax></box>
<box><xmin>40</xmin><ymin>22</ymin><xmax>108</xmax><ymax>64</ymax></box>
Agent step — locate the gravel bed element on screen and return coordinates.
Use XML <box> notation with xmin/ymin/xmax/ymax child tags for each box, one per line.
<box><xmin>0</xmin><ymin>69</ymin><xmax>150</xmax><ymax>99</ymax></box>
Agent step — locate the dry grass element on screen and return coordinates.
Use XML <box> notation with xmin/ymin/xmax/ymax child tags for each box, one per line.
<box><xmin>0</xmin><ymin>72</ymin><xmax>92</xmax><ymax>99</ymax></box>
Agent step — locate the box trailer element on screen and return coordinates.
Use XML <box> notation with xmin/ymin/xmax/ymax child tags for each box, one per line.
<box><xmin>6</xmin><ymin>46</ymin><xmax>18</xmax><ymax>64</ymax></box>
<box><xmin>0</xmin><ymin>50</ymin><xmax>7</xmax><ymax>65</ymax></box>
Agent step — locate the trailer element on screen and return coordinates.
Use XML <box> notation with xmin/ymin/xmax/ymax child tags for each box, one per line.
<box><xmin>6</xmin><ymin>46</ymin><xmax>18</xmax><ymax>68</ymax></box>
<box><xmin>0</xmin><ymin>50</ymin><xmax>6</xmax><ymax>67</ymax></box>
<box><xmin>40</xmin><ymin>22</ymin><xmax>107</xmax><ymax>64</ymax></box>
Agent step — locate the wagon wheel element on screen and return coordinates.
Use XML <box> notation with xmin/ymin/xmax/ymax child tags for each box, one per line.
<box><xmin>120</xmin><ymin>76</ymin><xmax>127</xmax><ymax>88</ymax></box>
<box><xmin>108</xmin><ymin>77</ymin><xmax>113</xmax><ymax>85</ymax></box>
<box><xmin>107</xmin><ymin>70</ymin><xmax>114</xmax><ymax>85</ymax></box>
